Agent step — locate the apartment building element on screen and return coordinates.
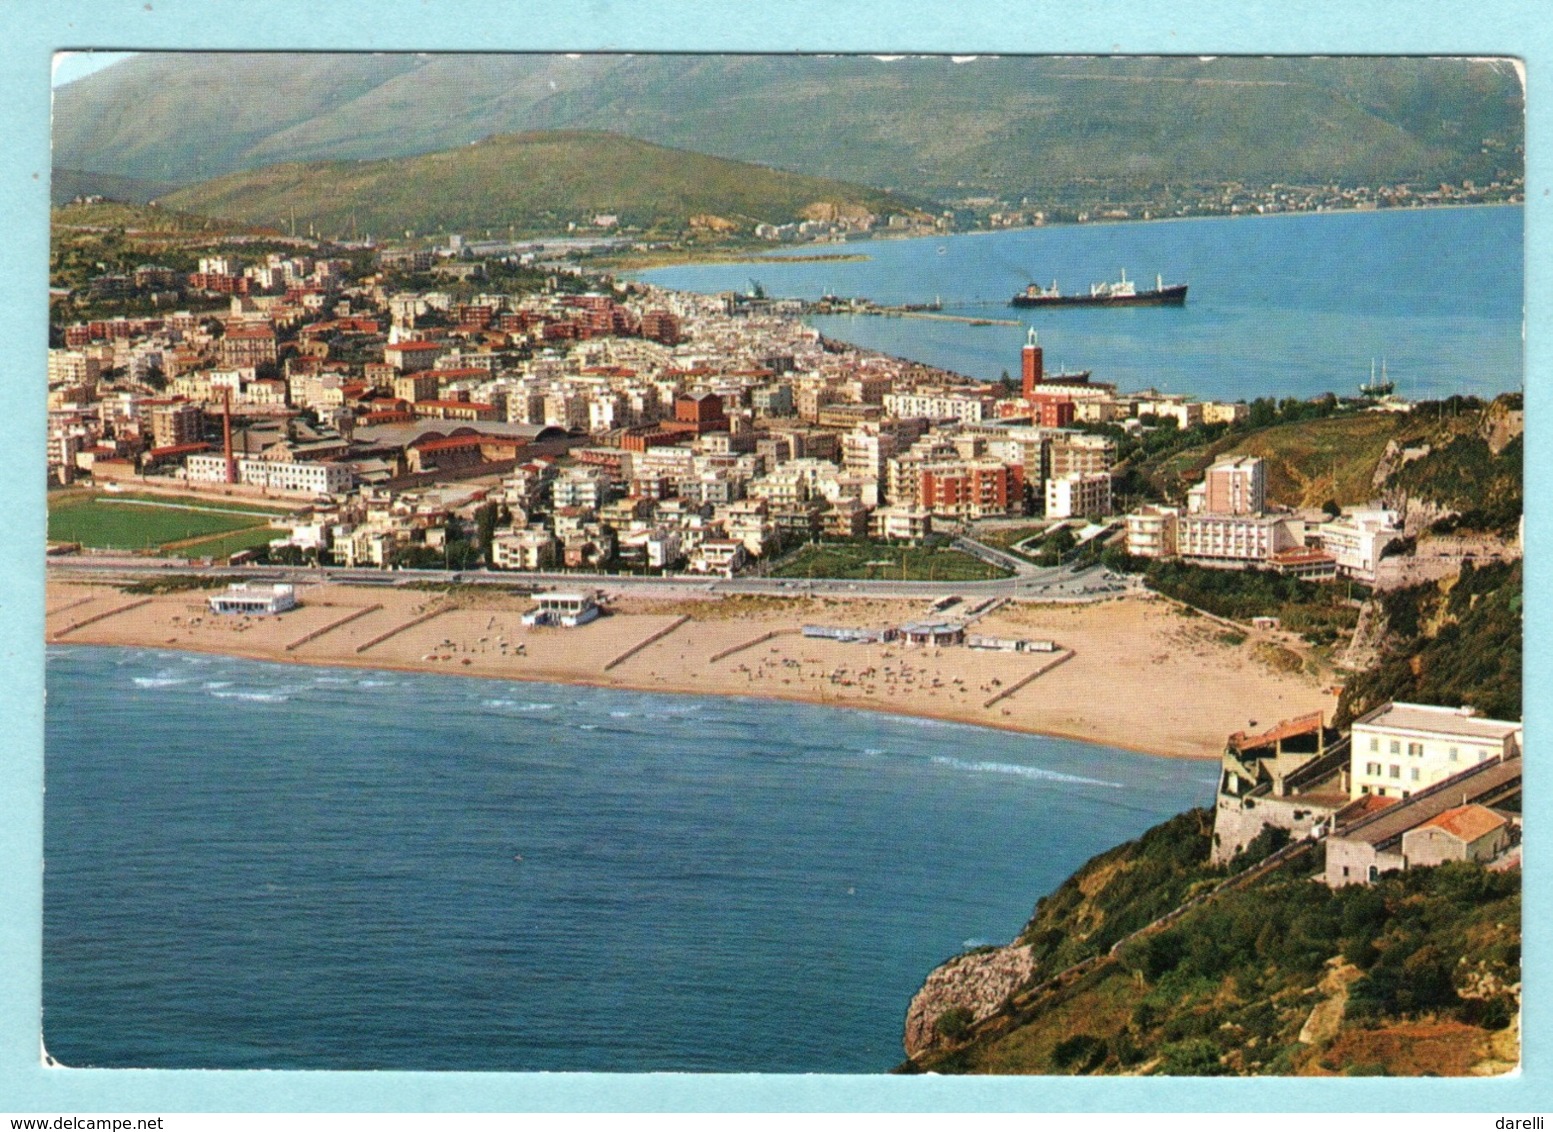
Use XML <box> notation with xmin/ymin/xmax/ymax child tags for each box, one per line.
<box><xmin>1177</xmin><ymin>511</ymin><xmax>1303</xmax><ymax>565</ymax></box>
<box><xmin>1191</xmin><ymin>455</ymin><xmax>1266</xmax><ymax>516</ymax></box>
<box><xmin>1319</xmin><ymin>507</ymin><xmax>1404</xmax><ymax>583</ymax></box>
<box><xmin>1045</xmin><ymin>471</ymin><xmax>1112</xmax><ymax>520</ymax></box>
<box><xmin>1125</xmin><ymin>505</ymin><xmax>1180</xmax><ymax>558</ymax></box>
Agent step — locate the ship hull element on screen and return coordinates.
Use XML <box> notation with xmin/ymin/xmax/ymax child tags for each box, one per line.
<box><xmin>1011</xmin><ymin>284</ymin><xmax>1188</xmax><ymax>308</ymax></box>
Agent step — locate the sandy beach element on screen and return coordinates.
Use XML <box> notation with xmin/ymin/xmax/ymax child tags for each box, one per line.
<box><xmin>45</xmin><ymin>580</ymin><xmax>1336</xmax><ymax>759</ymax></box>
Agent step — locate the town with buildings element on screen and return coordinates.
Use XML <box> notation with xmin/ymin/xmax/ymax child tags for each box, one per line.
<box><xmin>47</xmin><ymin>242</ymin><xmax>1440</xmax><ymax>587</ymax></box>
<box><xmin>48</xmin><ymin>230</ymin><xmax>1525</xmax><ymax>903</ymax></box>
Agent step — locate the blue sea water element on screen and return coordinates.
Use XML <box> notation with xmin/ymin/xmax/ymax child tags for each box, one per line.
<box><xmin>43</xmin><ymin>646</ymin><xmax>1216</xmax><ymax>1072</ymax></box>
<box><xmin>637</xmin><ymin>206</ymin><xmax>1523</xmax><ymax>403</ymax></box>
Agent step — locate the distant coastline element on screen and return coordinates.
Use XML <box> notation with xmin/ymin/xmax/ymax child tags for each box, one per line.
<box><xmin>632</xmin><ymin>199</ymin><xmax>1524</xmax><ymax>276</ymax></box>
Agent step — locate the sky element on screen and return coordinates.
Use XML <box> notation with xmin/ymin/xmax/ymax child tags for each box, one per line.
<box><xmin>50</xmin><ymin>51</ymin><xmax>135</xmax><ymax>87</ymax></box>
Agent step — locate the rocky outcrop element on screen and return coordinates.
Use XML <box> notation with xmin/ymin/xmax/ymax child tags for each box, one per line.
<box><xmin>902</xmin><ymin>943</ymin><xmax>1035</xmax><ymax>1060</ymax></box>
<box><xmin>1480</xmin><ymin>401</ymin><xmax>1524</xmax><ymax>456</ymax></box>
<box><xmin>1372</xmin><ymin>533</ymin><xmax>1520</xmax><ymax>591</ymax></box>
<box><xmin>1335</xmin><ymin>598</ymin><xmax>1386</xmax><ymax>671</ymax></box>
<box><xmin>1297</xmin><ymin>958</ymin><xmax>1363</xmax><ymax>1046</ymax></box>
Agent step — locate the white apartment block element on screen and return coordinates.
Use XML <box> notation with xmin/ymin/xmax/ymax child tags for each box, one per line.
<box><xmin>290</xmin><ymin>373</ymin><xmax>347</xmax><ymax>410</ymax></box>
<box><xmin>645</xmin><ymin>529</ymin><xmax>683</xmax><ymax>569</ymax></box>
<box><xmin>1202</xmin><ymin>401</ymin><xmax>1250</xmax><ymax>425</ymax></box>
<box><xmin>1124</xmin><ymin>505</ymin><xmax>1180</xmax><ymax>558</ymax></box>
<box><xmin>544</xmin><ymin>391</ymin><xmax>590</xmax><ymax>432</ymax></box>
<box><xmin>883</xmin><ymin>390</ymin><xmax>995</xmax><ymax>423</ymax></box>
<box><xmin>1045</xmin><ymin>472</ymin><xmax>1113</xmax><ymax>519</ymax></box>
<box><xmin>1319</xmin><ymin>507</ymin><xmax>1403</xmax><ymax>583</ymax></box>
<box><xmin>490</xmin><ymin>527</ymin><xmax>557</xmax><ymax>571</ymax></box>
<box><xmin>691</xmin><ymin>539</ymin><xmax>747</xmax><ymax>576</ymax></box>
<box><xmin>842</xmin><ymin>426</ymin><xmax>899</xmax><ymax>480</ymax></box>
<box><xmin>552</xmin><ymin>467</ymin><xmax>611</xmax><ymax>511</ymax></box>
<box><xmin>635</xmin><ymin>445</ymin><xmax>697</xmax><ymax>483</ymax></box>
<box><xmin>1135</xmin><ymin>397</ymin><xmax>1204</xmax><ymax>430</ymax></box>
<box><xmin>48</xmin><ymin>349</ymin><xmax>103</xmax><ymax>388</ymax></box>
<box><xmin>186</xmin><ymin>453</ymin><xmax>354</xmax><ymax>496</ymax></box>
<box><xmin>1349</xmin><ymin>702</ymin><xmax>1522</xmax><ymax>801</ymax></box>
<box><xmin>870</xmin><ymin>504</ymin><xmax>934</xmax><ymax>541</ymax></box>
<box><xmin>1177</xmin><ymin>512</ymin><xmax>1302</xmax><ymax>565</ymax></box>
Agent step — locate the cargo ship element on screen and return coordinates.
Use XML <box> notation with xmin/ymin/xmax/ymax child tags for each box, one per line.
<box><xmin>1011</xmin><ymin>270</ymin><xmax>1187</xmax><ymax>308</ymax></box>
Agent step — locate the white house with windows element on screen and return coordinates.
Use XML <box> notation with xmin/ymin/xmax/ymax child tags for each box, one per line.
<box><xmin>207</xmin><ymin>582</ymin><xmax>297</xmax><ymax>615</ymax></box>
<box><xmin>521</xmin><ymin>592</ymin><xmax>600</xmax><ymax>628</ymax></box>
<box><xmin>1348</xmin><ymin>701</ymin><xmax>1522</xmax><ymax>801</ymax></box>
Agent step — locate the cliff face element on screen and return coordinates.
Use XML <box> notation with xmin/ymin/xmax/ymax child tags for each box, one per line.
<box><xmin>901</xmin><ymin>809</ymin><xmax>1224</xmax><ymax>1062</ymax></box>
<box><xmin>903</xmin><ymin>944</ymin><xmax>1035</xmax><ymax>1060</ymax></box>
<box><xmin>901</xmin><ymin>811</ymin><xmax>1521</xmax><ymax>1077</ymax></box>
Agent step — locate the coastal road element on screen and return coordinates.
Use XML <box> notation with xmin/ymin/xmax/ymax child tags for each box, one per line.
<box><xmin>46</xmin><ymin>557</ymin><xmax>1142</xmax><ymax>603</ymax></box>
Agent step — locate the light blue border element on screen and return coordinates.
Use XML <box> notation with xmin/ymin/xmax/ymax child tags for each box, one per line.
<box><xmin>2</xmin><ymin>0</ymin><xmax>1545</xmax><ymax>1112</ymax></box>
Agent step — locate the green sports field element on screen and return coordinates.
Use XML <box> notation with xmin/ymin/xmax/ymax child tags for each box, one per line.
<box><xmin>47</xmin><ymin>491</ymin><xmax>287</xmax><ymax>552</ymax></box>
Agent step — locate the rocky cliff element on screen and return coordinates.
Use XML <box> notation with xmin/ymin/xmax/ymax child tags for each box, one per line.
<box><xmin>903</xmin><ymin>944</ymin><xmax>1036</xmax><ymax>1060</ymax></box>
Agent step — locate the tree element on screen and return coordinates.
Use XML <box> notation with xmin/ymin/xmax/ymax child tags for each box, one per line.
<box><xmin>474</xmin><ymin>502</ymin><xmax>500</xmax><ymax>564</ymax></box>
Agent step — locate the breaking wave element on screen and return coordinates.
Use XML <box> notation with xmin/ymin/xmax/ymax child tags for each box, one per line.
<box><xmin>931</xmin><ymin>755</ymin><xmax>1122</xmax><ymax>789</ymax></box>
<box><xmin>209</xmin><ymin>689</ymin><xmax>291</xmax><ymax>703</ymax></box>
<box><xmin>132</xmin><ymin>675</ymin><xmax>187</xmax><ymax>688</ymax></box>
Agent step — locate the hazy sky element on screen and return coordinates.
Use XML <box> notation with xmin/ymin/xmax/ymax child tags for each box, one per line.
<box><xmin>52</xmin><ymin>52</ymin><xmax>135</xmax><ymax>88</ymax></box>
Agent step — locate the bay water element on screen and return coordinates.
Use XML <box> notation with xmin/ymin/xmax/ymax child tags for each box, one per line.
<box><xmin>44</xmin><ymin>646</ymin><xmax>1216</xmax><ymax>1071</ymax></box>
<box><xmin>638</xmin><ymin>206</ymin><xmax>1523</xmax><ymax>403</ymax></box>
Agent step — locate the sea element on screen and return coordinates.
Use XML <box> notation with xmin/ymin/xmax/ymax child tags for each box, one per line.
<box><xmin>637</xmin><ymin>205</ymin><xmax>1524</xmax><ymax>403</ymax></box>
<box><xmin>43</xmin><ymin>645</ymin><xmax>1216</xmax><ymax>1072</ymax></box>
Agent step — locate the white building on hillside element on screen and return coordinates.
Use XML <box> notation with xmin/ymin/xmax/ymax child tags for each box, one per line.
<box><xmin>1319</xmin><ymin>507</ymin><xmax>1403</xmax><ymax>583</ymax></box>
<box><xmin>1349</xmin><ymin>701</ymin><xmax>1522</xmax><ymax>801</ymax></box>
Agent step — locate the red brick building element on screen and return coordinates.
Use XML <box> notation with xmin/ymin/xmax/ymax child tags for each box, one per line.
<box><xmin>219</xmin><ymin>325</ymin><xmax>278</xmax><ymax>369</ymax></box>
<box><xmin>1029</xmin><ymin>394</ymin><xmax>1077</xmax><ymax>428</ymax></box>
<box><xmin>919</xmin><ymin>460</ymin><xmax>1024</xmax><ymax>520</ymax></box>
<box><xmin>641</xmin><ymin>309</ymin><xmax>682</xmax><ymax>345</ymax></box>
<box><xmin>673</xmin><ymin>393</ymin><xmax>728</xmax><ymax>435</ymax></box>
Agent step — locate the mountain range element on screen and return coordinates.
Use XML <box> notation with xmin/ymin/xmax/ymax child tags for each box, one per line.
<box><xmin>53</xmin><ymin>53</ymin><xmax>1524</xmax><ymax>206</ymax></box>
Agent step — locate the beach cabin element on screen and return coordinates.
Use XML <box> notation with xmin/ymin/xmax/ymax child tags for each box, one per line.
<box><xmin>898</xmin><ymin>620</ymin><xmax>966</xmax><ymax>648</ymax></box>
<box><xmin>207</xmin><ymin>582</ymin><xmax>297</xmax><ymax>616</ymax></box>
<box><xmin>802</xmin><ymin>624</ymin><xmax>898</xmax><ymax>644</ymax></box>
<box><xmin>521</xmin><ymin>592</ymin><xmax>601</xmax><ymax>628</ymax></box>
<box><xmin>965</xmin><ymin>634</ymin><xmax>1021</xmax><ymax>652</ymax></box>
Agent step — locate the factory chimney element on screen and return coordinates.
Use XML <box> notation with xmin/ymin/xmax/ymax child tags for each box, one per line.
<box><xmin>222</xmin><ymin>387</ymin><xmax>237</xmax><ymax>484</ymax></box>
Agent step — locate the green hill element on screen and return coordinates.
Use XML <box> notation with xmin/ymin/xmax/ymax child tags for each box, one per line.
<box><xmin>159</xmin><ymin>130</ymin><xmax>925</xmax><ymax>238</ymax></box>
<box><xmin>907</xmin><ymin>812</ymin><xmax>1519</xmax><ymax>1076</ymax></box>
<box><xmin>54</xmin><ymin>54</ymin><xmax>1524</xmax><ymax>201</ymax></box>
<box><xmin>1143</xmin><ymin>411</ymin><xmax>1407</xmax><ymax>511</ymax></box>
<box><xmin>51</xmin><ymin>199</ymin><xmax>267</xmax><ymax>236</ymax></box>
<box><xmin>1136</xmin><ymin>394</ymin><xmax>1524</xmax><ymax>517</ymax></box>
